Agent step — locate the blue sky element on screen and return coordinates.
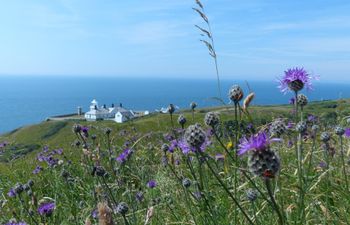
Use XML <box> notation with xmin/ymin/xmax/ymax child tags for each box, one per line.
<box><xmin>0</xmin><ymin>0</ymin><xmax>350</xmax><ymax>81</ymax></box>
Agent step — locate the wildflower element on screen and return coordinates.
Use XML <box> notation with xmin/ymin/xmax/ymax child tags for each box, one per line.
<box><xmin>7</xmin><ymin>188</ymin><xmax>16</xmax><ymax>197</ymax></box>
<box><xmin>335</xmin><ymin>126</ymin><xmax>345</xmax><ymax>136</ymax></box>
<box><xmin>320</xmin><ymin>132</ymin><xmax>331</xmax><ymax>142</ymax></box>
<box><xmin>297</xmin><ymin>94</ymin><xmax>308</xmax><ymax>108</ymax></box>
<box><xmin>226</xmin><ymin>141</ymin><xmax>233</xmax><ymax>149</ymax></box>
<box><xmin>238</xmin><ymin>132</ymin><xmax>280</xmax><ymax>156</ymax></box>
<box><xmin>296</xmin><ymin>121</ymin><xmax>307</xmax><ymax>134</ymax></box>
<box><xmin>72</xmin><ymin>124</ymin><xmax>82</xmax><ymax>133</ymax></box>
<box><xmin>184</xmin><ymin>123</ymin><xmax>206</xmax><ymax>148</ymax></box>
<box><xmin>38</xmin><ymin>202</ymin><xmax>55</xmax><ymax>216</ymax></box>
<box><xmin>215</xmin><ymin>153</ymin><xmax>225</xmax><ymax>162</ymax></box>
<box><xmin>116</xmin><ymin>148</ymin><xmax>133</xmax><ymax>164</ymax></box>
<box><xmin>177</xmin><ymin>114</ymin><xmax>187</xmax><ymax>126</ymax></box>
<box><xmin>14</xmin><ymin>183</ymin><xmax>24</xmax><ymax>195</ymax></box>
<box><xmin>104</xmin><ymin>128</ymin><xmax>112</xmax><ymax>135</ymax></box>
<box><xmin>190</xmin><ymin>102</ymin><xmax>197</xmax><ymax>110</ymax></box>
<box><xmin>278</xmin><ymin>67</ymin><xmax>318</xmax><ymax>94</ymax></box>
<box><xmin>4</xmin><ymin>221</ymin><xmax>27</xmax><ymax>225</ymax></box>
<box><xmin>136</xmin><ymin>191</ymin><xmax>144</xmax><ymax>202</ymax></box>
<box><xmin>182</xmin><ymin>178</ymin><xmax>192</xmax><ymax>188</ymax></box>
<box><xmin>246</xmin><ymin>188</ymin><xmax>258</xmax><ymax>202</ymax></box>
<box><xmin>345</xmin><ymin>128</ymin><xmax>350</xmax><ymax>138</ymax></box>
<box><xmin>161</xmin><ymin>144</ymin><xmax>169</xmax><ymax>153</ymax></box>
<box><xmin>270</xmin><ymin>119</ymin><xmax>286</xmax><ymax>137</ymax></box>
<box><xmin>147</xmin><ymin>180</ymin><xmax>157</xmax><ymax>189</ymax></box>
<box><xmin>167</xmin><ymin>104</ymin><xmax>175</xmax><ymax>114</ymax></box>
<box><xmin>308</xmin><ymin>114</ymin><xmax>317</xmax><ymax>123</ymax></box>
<box><xmin>116</xmin><ymin>202</ymin><xmax>129</xmax><ymax>215</ymax></box>
<box><xmin>228</xmin><ymin>85</ymin><xmax>244</xmax><ymax>103</ymax></box>
<box><xmin>204</xmin><ymin>112</ymin><xmax>220</xmax><ymax>127</ymax></box>
<box><xmin>311</xmin><ymin>125</ymin><xmax>319</xmax><ymax>132</ymax></box>
<box><xmin>289</xmin><ymin>97</ymin><xmax>295</xmax><ymax>105</ymax></box>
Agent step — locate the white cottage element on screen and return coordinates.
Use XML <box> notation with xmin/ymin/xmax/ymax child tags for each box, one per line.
<box><xmin>114</xmin><ymin>106</ymin><xmax>135</xmax><ymax>123</ymax></box>
<box><xmin>84</xmin><ymin>100</ymin><xmax>135</xmax><ymax>123</ymax></box>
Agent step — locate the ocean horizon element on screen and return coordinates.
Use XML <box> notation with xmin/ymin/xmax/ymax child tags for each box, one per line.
<box><xmin>0</xmin><ymin>75</ymin><xmax>349</xmax><ymax>134</ymax></box>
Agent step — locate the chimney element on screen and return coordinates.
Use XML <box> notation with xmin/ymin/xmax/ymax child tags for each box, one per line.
<box><xmin>111</xmin><ymin>103</ymin><xmax>114</xmax><ymax>108</ymax></box>
<box><xmin>103</xmin><ymin>104</ymin><xmax>106</xmax><ymax>109</ymax></box>
<box><xmin>94</xmin><ymin>105</ymin><xmax>98</xmax><ymax>110</ymax></box>
<box><xmin>120</xmin><ymin>103</ymin><xmax>123</xmax><ymax>108</ymax></box>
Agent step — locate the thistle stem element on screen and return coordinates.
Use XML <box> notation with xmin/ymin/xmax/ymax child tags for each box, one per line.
<box><xmin>340</xmin><ymin>136</ymin><xmax>349</xmax><ymax>192</ymax></box>
<box><xmin>264</xmin><ymin>179</ymin><xmax>285</xmax><ymax>225</ymax></box>
<box><xmin>199</xmin><ymin>151</ymin><xmax>254</xmax><ymax>225</ymax></box>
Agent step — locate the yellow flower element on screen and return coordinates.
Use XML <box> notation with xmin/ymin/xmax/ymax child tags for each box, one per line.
<box><xmin>226</xmin><ymin>141</ymin><xmax>233</xmax><ymax>149</ymax></box>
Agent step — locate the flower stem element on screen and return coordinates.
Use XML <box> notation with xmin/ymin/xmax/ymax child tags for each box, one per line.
<box><xmin>264</xmin><ymin>179</ymin><xmax>285</xmax><ymax>225</ymax></box>
<box><xmin>340</xmin><ymin>136</ymin><xmax>349</xmax><ymax>192</ymax></box>
<box><xmin>199</xmin><ymin>151</ymin><xmax>254</xmax><ymax>225</ymax></box>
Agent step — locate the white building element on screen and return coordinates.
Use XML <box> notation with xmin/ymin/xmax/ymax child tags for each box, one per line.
<box><xmin>84</xmin><ymin>99</ymin><xmax>136</xmax><ymax>123</ymax></box>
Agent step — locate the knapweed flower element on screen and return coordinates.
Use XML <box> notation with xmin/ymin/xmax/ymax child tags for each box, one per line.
<box><xmin>229</xmin><ymin>85</ymin><xmax>244</xmax><ymax>103</ymax></box>
<box><xmin>5</xmin><ymin>221</ymin><xmax>27</xmax><ymax>225</ymax></box>
<box><xmin>116</xmin><ymin>148</ymin><xmax>133</xmax><ymax>164</ymax></box>
<box><xmin>204</xmin><ymin>112</ymin><xmax>220</xmax><ymax>127</ymax></box>
<box><xmin>345</xmin><ymin>128</ymin><xmax>350</xmax><ymax>138</ymax></box>
<box><xmin>7</xmin><ymin>188</ymin><xmax>16</xmax><ymax>197</ymax></box>
<box><xmin>184</xmin><ymin>123</ymin><xmax>206</xmax><ymax>148</ymax></box>
<box><xmin>147</xmin><ymin>180</ymin><xmax>157</xmax><ymax>188</ymax></box>
<box><xmin>238</xmin><ymin>132</ymin><xmax>280</xmax><ymax>156</ymax></box>
<box><xmin>278</xmin><ymin>67</ymin><xmax>318</xmax><ymax>94</ymax></box>
<box><xmin>38</xmin><ymin>202</ymin><xmax>55</xmax><ymax>216</ymax></box>
<box><xmin>136</xmin><ymin>191</ymin><xmax>144</xmax><ymax>202</ymax></box>
<box><xmin>190</xmin><ymin>102</ymin><xmax>197</xmax><ymax>110</ymax></box>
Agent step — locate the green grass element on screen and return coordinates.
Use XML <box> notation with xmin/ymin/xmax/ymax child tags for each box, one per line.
<box><xmin>0</xmin><ymin>99</ymin><xmax>350</xmax><ymax>224</ymax></box>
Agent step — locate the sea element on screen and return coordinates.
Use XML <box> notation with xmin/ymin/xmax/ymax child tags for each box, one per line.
<box><xmin>0</xmin><ymin>76</ymin><xmax>349</xmax><ymax>134</ymax></box>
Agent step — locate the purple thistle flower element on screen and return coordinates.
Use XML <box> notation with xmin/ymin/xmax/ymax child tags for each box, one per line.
<box><xmin>289</xmin><ymin>97</ymin><xmax>295</xmax><ymax>105</ymax></box>
<box><xmin>238</xmin><ymin>132</ymin><xmax>281</xmax><ymax>156</ymax></box>
<box><xmin>7</xmin><ymin>188</ymin><xmax>16</xmax><ymax>197</ymax></box>
<box><xmin>215</xmin><ymin>153</ymin><xmax>225</xmax><ymax>161</ymax></box>
<box><xmin>147</xmin><ymin>180</ymin><xmax>157</xmax><ymax>188</ymax></box>
<box><xmin>38</xmin><ymin>202</ymin><xmax>55</xmax><ymax>216</ymax></box>
<box><xmin>5</xmin><ymin>221</ymin><xmax>27</xmax><ymax>225</ymax></box>
<box><xmin>345</xmin><ymin>128</ymin><xmax>350</xmax><ymax>138</ymax></box>
<box><xmin>136</xmin><ymin>191</ymin><xmax>144</xmax><ymax>202</ymax></box>
<box><xmin>116</xmin><ymin>148</ymin><xmax>133</xmax><ymax>164</ymax></box>
<box><xmin>278</xmin><ymin>67</ymin><xmax>318</xmax><ymax>94</ymax></box>
<box><xmin>91</xmin><ymin>208</ymin><xmax>98</xmax><ymax>219</ymax></box>
<box><xmin>33</xmin><ymin>165</ymin><xmax>43</xmax><ymax>174</ymax></box>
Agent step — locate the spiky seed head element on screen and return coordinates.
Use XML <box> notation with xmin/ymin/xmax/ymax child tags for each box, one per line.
<box><xmin>229</xmin><ymin>85</ymin><xmax>244</xmax><ymax>103</ymax></box>
<box><xmin>116</xmin><ymin>202</ymin><xmax>129</xmax><ymax>215</ymax></box>
<box><xmin>23</xmin><ymin>184</ymin><xmax>30</xmax><ymax>191</ymax></box>
<box><xmin>27</xmin><ymin>179</ymin><xmax>34</xmax><ymax>187</ymax></box>
<box><xmin>320</xmin><ymin>132</ymin><xmax>331</xmax><ymax>142</ymax></box>
<box><xmin>14</xmin><ymin>183</ymin><xmax>24</xmax><ymax>195</ymax></box>
<box><xmin>177</xmin><ymin>114</ymin><xmax>187</xmax><ymax>126</ymax></box>
<box><xmin>246</xmin><ymin>188</ymin><xmax>258</xmax><ymax>202</ymax></box>
<box><xmin>190</xmin><ymin>102</ymin><xmax>197</xmax><ymax>110</ymax></box>
<box><xmin>104</xmin><ymin>128</ymin><xmax>112</xmax><ymax>135</ymax></box>
<box><xmin>311</xmin><ymin>124</ymin><xmax>319</xmax><ymax>132</ymax></box>
<box><xmin>161</xmin><ymin>144</ymin><xmax>169</xmax><ymax>152</ymax></box>
<box><xmin>72</xmin><ymin>124</ymin><xmax>81</xmax><ymax>133</ymax></box>
<box><xmin>204</xmin><ymin>112</ymin><xmax>220</xmax><ymax>127</ymax></box>
<box><xmin>168</xmin><ymin>104</ymin><xmax>175</xmax><ymax>114</ymax></box>
<box><xmin>182</xmin><ymin>178</ymin><xmax>192</xmax><ymax>188</ymax></box>
<box><xmin>270</xmin><ymin>119</ymin><xmax>286</xmax><ymax>137</ymax></box>
<box><xmin>297</xmin><ymin>94</ymin><xmax>308</xmax><ymax>107</ymax></box>
<box><xmin>248</xmin><ymin>148</ymin><xmax>280</xmax><ymax>179</ymax></box>
<box><xmin>95</xmin><ymin>166</ymin><xmax>107</xmax><ymax>177</ymax></box>
<box><xmin>184</xmin><ymin>123</ymin><xmax>206</xmax><ymax>148</ymax></box>
<box><xmin>295</xmin><ymin>121</ymin><xmax>307</xmax><ymax>133</ymax></box>
<box><xmin>288</xmin><ymin>79</ymin><xmax>304</xmax><ymax>92</ymax></box>
<box><xmin>335</xmin><ymin>126</ymin><xmax>345</xmax><ymax>136</ymax></box>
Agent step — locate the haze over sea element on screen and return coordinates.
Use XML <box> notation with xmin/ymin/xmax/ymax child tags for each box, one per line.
<box><xmin>0</xmin><ymin>76</ymin><xmax>349</xmax><ymax>134</ymax></box>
